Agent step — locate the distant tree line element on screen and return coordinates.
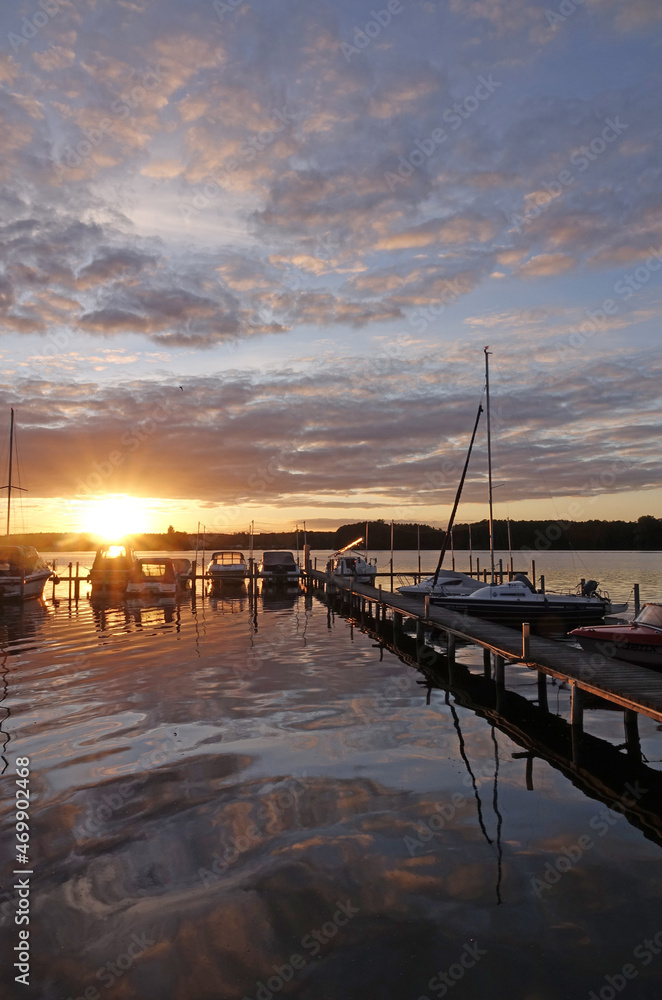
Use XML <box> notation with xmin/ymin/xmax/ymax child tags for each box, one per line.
<box><xmin>8</xmin><ymin>515</ymin><xmax>662</xmax><ymax>552</ymax></box>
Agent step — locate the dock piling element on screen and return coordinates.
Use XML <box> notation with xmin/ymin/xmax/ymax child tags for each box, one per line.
<box><xmin>522</xmin><ymin>622</ymin><xmax>530</xmax><ymax>660</ymax></box>
<box><xmin>634</xmin><ymin>583</ymin><xmax>640</xmax><ymax>617</ymax></box>
<box><xmin>571</xmin><ymin>682</ymin><xmax>584</xmax><ymax>730</ymax></box>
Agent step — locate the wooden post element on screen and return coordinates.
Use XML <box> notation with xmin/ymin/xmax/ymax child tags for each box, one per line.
<box><xmin>539</xmin><ymin>575</ymin><xmax>545</xmax><ymax>594</ymax></box>
<box><xmin>483</xmin><ymin>648</ymin><xmax>491</xmax><ymax>678</ymax></box>
<box><xmin>68</xmin><ymin>561</ymin><xmax>72</xmax><ymax>603</ymax></box>
<box><xmin>495</xmin><ymin>655</ymin><xmax>505</xmax><ymax>686</ymax></box>
<box><xmin>483</xmin><ymin>569</ymin><xmax>487</xmax><ymax>582</ymax></box>
<box><xmin>571</xmin><ymin>682</ymin><xmax>584</xmax><ymax>730</ymax></box>
<box><xmin>74</xmin><ymin>561</ymin><xmax>80</xmax><ymax>601</ymax></box>
<box><xmin>624</xmin><ymin>709</ymin><xmax>641</xmax><ymax>762</ymax></box>
<box><xmin>475</xmin><ymin>556</ymin><xmax>479</xmax><ymax>578</ymax></box>
<box><xmin>191</xmin><ymin>559</ymin><xmax>197</xmax><ymax>607</ymax></box>
<box><xmin>522</xmin><ymin>622</ymin><xmax>530</xmax><ymax>660</ymax></box>
<box><xmin>530</xmin><ymin>559</ymin><xmax>536</xmax><ymax>589</ymax></box>
<box><xmin>634</xmin><ymin>583</ymin><xmax>640</xmax><ymax>617</ymax></box>
<box><xmin>499</xmin><ymin>558</ymin><xmax>503</xmax><ymax>583</ymax></box>
<box><xmin>52</xmin><ymin>558</ymin><xmax>57</xmax><ymax>600</ymax></box>
<box><xmin>537</xmin><ymin>671</ymin><xmax>548</xmax><ymax>711</ymax></box>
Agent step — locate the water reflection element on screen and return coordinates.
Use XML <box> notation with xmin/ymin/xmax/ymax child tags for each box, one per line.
<box><xmin>1</xmin><ymin>585</ymin><xmax>662</xmax><ymax>999</ymax></box>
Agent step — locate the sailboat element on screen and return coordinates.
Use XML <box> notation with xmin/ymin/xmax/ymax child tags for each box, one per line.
<box><xmin>428</xmin><ymin>349</ymin><xmax>613</xmax><ymax>628</ymax></box>
<box><xmin>0</xmin><ymin>410</ymin><xmax>53</xmax><ymax>602</ymax></box>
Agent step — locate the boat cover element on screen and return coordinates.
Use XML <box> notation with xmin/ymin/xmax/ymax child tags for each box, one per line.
<box><xmin>0</xmin><ymin>546</ymin><xmax>49</xmax><ymax>575</ymax></box>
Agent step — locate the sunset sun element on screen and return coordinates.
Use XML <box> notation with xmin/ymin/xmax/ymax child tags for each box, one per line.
<box><xmin>78</xmin><ymin>495</ymin><xmax>152</xmax><ymax>540</ymax></box>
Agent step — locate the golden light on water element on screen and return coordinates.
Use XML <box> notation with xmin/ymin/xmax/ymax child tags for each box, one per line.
<box><xmin>77</xmin><ymin>495</ymin><xmax>153</xmax><ymax>540</ymax></box>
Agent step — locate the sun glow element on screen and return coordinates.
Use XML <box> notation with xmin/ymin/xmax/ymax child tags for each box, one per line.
<box><xmin>77</xmin><ymin>495</ymin><xmax>153</xmax><ymax>540</ymax></box>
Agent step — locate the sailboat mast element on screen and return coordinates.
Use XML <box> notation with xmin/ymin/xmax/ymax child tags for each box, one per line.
<box><xmin>484</xmin><ymin>347</ymin><xmax>495</xmax><ymax>581</ymax></box>
<box><xmin>6</xmin><ymin>408</ymin><xmax>14</xmax><ymax>537</ymax></box>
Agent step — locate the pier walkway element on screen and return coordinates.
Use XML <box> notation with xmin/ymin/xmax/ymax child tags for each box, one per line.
<box><xmin>304</xmin><ymin>569</ymin><xmax>662</xmax><ymax>727</ymax></box>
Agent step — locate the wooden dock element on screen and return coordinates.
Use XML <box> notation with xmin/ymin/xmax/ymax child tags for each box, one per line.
<box><xmin>304</xmin><ymin>569</ymin><xmax>662</xmax><ymax>727</ymax></box>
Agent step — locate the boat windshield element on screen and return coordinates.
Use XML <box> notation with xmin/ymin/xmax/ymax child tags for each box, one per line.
<box><xmin>211</xmin><ymin>552</ymin><xmax>246</xmax><ymax>565</ymax></box>
<box><xmin>636</xmin><ymin>604</ymin><xmax>662</xmax><ymax>628</ymax></box>
<box><xmin>262</xmin><ymin>551</ymin><xmax>296</xmax><ymax>566</ymax></box>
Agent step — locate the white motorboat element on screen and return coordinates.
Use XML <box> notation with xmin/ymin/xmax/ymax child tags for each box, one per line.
<box><xmin>1</xmin><ymin>409</ymin><xmax>53</xmax><ymax>602</ymax></box>
<box><xmin>0</xmin><ymin>545</ymin><xmax>53</xmax><ymax>602</ymax></box>
<box><xmin>431</xmin><ymin>574</ymin><xmax>612</xmax><ymax>628</ymax></box>
<box><xmin>126</xmin><ymin>557</ymin><xmax>190</xmax><ymax>597</ymax></box>
<box><xmin>258</xmin><ymin>550</ymin><xmax>301</xmax><ymax>584</ymax></box>
<box><xmin>326</xmin><ymin>537</ymin><xmax>377</xmax><ymax>585</ymax></box>
<box><xmin>206</xmin><ymin>550</ymin><xmax>248</xmax><ymax>586</ymax></box>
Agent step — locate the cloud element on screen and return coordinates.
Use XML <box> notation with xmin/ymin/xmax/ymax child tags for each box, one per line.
<box><xmin>3</xmin><ymin>343</ymin><xmax>660</xmax><ymax>508</ymax></box>
<box><xmin>517</xmin><ymin>253</ymin><xmax>577</xmax><ymax>278</ymax></box>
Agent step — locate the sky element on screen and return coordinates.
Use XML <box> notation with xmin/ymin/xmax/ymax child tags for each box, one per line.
<box><xmin>1</xmin><ymin>0</ymin><xmax>661</xmax><ymax>537</ymax></box>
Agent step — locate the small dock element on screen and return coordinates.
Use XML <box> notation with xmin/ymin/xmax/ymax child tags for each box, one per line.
<box><xmin>304</xmin><ymin>569</ymin><xmax>662</xmax><ymax>728</ymax></box>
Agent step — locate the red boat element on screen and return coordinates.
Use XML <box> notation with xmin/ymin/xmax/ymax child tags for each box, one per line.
<box><xmin>569</xmin><ymin>603</ymin><xmax>662</xmax><ymax>668</ymax></box>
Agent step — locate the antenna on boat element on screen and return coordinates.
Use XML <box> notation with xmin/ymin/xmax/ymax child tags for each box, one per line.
<box><xmin>484</xmin><ymin>347</ymin><xmax>496</xmax><ymax>583</ymax></box>
<box><xmin>2</xmin><ymin>409</ymin><xmax>27</xmax><ymax>537</ymax></box>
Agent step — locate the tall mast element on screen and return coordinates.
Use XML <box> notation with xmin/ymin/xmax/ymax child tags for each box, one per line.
<box><xmin>6</xmin><ymin>408</ymin><xmax>14</xmax><ymax>537</ymax></box>
<box><xmin>484</xmin><ymin>347</ymin><xmax>495</xmax><ymax>582</ymax></box>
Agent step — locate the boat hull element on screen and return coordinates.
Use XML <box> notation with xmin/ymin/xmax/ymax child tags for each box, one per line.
<box><xmin>570</xmin><ymin>623</ymin><xmax>662</xmax><ymax>669</ymax></box>
<box><xmin>429</xmin><ymin>595</ymin><xmax>608</xmax><ymax>629</ymax></box>
<box><xmin>0</xmin><ymin>570</ymin><xmax>51</xmax><ymax>602</ymax></box>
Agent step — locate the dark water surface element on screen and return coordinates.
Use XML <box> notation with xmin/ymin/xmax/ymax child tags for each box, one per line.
<box><xmin>2</xmin><ymin>564</ymin><xmax>662</xmax><ymax>1000</ymax></box>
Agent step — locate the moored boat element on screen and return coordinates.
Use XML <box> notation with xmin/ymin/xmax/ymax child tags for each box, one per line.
<box><xmin>425</xmin><ymin>349</ymin><xmax>610</xmax><ymax>630</ymax></box>
<box><xmin>1</xmin><ymin>409</ymin><xmax>53</xmax><ymax>602</ymax></box>
<box><xmin>569</xmin><ymin>603</ymin><xmax>662</xmax><ymax>668</ymax></box>
<box><xmin>399</xmin><ymin>570</ymin><xmax>483</xmax><ymax>598</ymax></box>
<box><xmin>431</xmin><ymin>575</ymin><xmax>612</xmax><ymax>629</ymax></box>
<box><xmin>89</xmin><ymin>544</ymin><xmax>136</xmax><ymax>593</ymax></box>
<box><xmin>0</xmin><ymin>545</ymin><xmax>53</xmax><ymax>602</ymax></box>
<box><xmin>126</xmin><ymin>557</ymin><xmax>191</xmax><ymax>597</ymax></box>
<box><xmin>258</xmin><ymin>550</ymin><xmax>301</xmax><ymax>584</ymax></box>
<box><xmin>206</xmin><ymin>550</ymin><xmax>248</xmax><ymax>586</ymax></box>
<box><xmin>326</xmin><ymin>537</ymin><xmax>377</xmax><ymax>585</ymax></box>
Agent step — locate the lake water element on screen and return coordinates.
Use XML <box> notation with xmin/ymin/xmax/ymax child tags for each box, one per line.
<box><xmin>2</xmin><ymin>551</ymin><xmax>662</xmax><ymax>999</ymax></box>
